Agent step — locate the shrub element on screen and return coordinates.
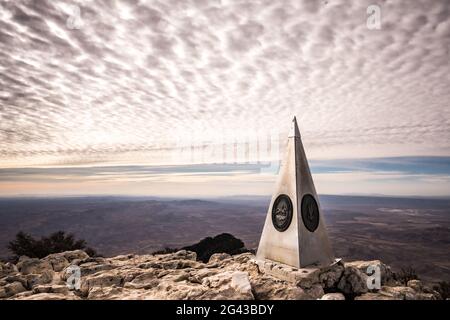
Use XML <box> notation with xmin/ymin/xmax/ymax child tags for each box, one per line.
<box><xmin>434</xmin><ymin>281</ymin><xmax>450</xmax><ymax>300</ymax></box>
<box><xmin>152</xmin><ymin>247</ymin><xmax>179</xmax><ymax>255</ymax></box>
<box><xmin>395</xmin><ymin>266</ymin><xmax>419</xmax><ymax>285</ymax></box>
<box><xmin>152</xmin><ymin>233</ymin><xmax>250</xmax><ymax>263</ymax></box>
<box><xmin>183</xmin><ymin>233</ymin><xmax>249</xmax><ymax>262</ymax></box>
<box><xmin>8</xmin><ymin>231</ymin><xmax>97</xmax><ymax>260</ymax></box>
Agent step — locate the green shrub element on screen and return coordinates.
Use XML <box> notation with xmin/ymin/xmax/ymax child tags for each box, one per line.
<box><xmin>8</xmin><ymin>231</ymin><xmax>97</xmax><ymax>260</ymax></box>
<box><xmin>395</xmin><ymin>266</ymin><xmax>419</xmax><ymax>285</ymax></box>
<box><xmin>152</xmin><ymin>233</ymin><xmax>250</xmax><ymax>262</ymax></box>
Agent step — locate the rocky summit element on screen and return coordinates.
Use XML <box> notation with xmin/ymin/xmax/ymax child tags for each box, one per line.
<box><xmin>0</xmin><ymin>250</ymin><xmax>442</xmax><ymax>300</ymax></box>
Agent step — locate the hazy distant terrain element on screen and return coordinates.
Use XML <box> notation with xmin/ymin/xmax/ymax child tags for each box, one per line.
<box><xmin>0</xmin><ymin>195</ymin><xmax>449</xmax><ymax>282</ymax></box>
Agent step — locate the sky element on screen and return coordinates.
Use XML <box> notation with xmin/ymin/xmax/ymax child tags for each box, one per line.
<box><xmin>0</xmin><ymin>0</ymin><xmax>449</xmax><ymax>197</ymax></box>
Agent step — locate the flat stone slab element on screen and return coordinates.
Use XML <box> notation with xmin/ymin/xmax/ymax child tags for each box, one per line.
<box><xmin>253</xmin><ymin>258</ymin><xmax>342</xmax><ymax>286</ymax></box>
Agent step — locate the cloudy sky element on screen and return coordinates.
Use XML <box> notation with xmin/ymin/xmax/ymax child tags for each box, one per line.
<box><xmin>0</xmin><ymin>0</ymin><xmax>449</xmax><ymax>197</ymax></box>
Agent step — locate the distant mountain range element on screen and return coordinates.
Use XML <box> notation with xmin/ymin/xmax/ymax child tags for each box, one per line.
<box><xmin>0</xmin><ymin>195</ymin><xmax>449</xmax><ymax>282</ymax></box>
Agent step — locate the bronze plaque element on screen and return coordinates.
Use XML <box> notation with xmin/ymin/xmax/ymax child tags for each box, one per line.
<box><xmin>272</xmin><ymin>194</ymin><xmax>293</xmax><ymax>232</ymax></box>
<box><xmin>301</xmin><ymin>194</ymin><xmax>320</xmax><ymax>232</ymax></box>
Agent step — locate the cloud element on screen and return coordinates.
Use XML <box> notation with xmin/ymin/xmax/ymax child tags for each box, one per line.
<box><xmin>0</xmin><ymin>0</ymin><xmax>449</xmax><ymax>169</ymax></box>
<box><xmin>1</xmin><ymin>157</ymin><xmax>449</xmax><ymax>197</ymax></box>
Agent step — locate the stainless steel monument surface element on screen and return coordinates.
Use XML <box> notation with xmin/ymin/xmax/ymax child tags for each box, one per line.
<box><xmin>256</xmin><ymin>117</ymin><xmax>334</xmax><ymax>268</ymax></box>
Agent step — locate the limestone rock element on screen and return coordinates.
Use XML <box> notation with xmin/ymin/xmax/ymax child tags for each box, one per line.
<box><xmin>380</xmin><ymin>286</ymin><xmax>417</xmax><ymax>300</ymax></box>
<box><xmin>80</xmin><ymin>271</ymin><xmax>124</xmax><ymax>297</ymax></box>
<box><xmin>355</xmin><ymin>292</ymin><xmax>399</xmax><ymax>300</ymax></box>
<box><xmin>407</xmin><ymin>279</ymin><xmax>423</xmax><ymax>292</ymax></box>
<box><xmin>345</xmin><ymin>260</ymin><xmax>394</xmax><ymax>285</ymax></box>
<box><xmin>230</xmin><ymin>272</ymin><xmax>253</xmax><ymax>297</ymax></box>
<box><xmin>25</xmin><ymin>270</ymin><xmax>54</xmax><ymax>289</ymax></box>
<box><xmin>88</xmin><ymin>286</ymin><xmax>124</xmax><ymax>300</ymax></box>
<box><xmin>233</xmin><ymin>253</ymin><xmax>253</xmax><ymax>264</ymax></box>
<box><xmin>9</xmin><ymin>291</ymin><xmax>34</xmax><ymax>299</ymax></box>
<box><xmin>17</xmin><ymin>258</ymin><xmax>52</xmax><ymax>275</ymax></box>
<box><xmin>416</xmin><ymin>293</ymin><xmax>438</xmax><ymax>300</ymax></box>
<box><xmin>304</xmin><ymin>284</ymin><xmax>325</xmax><ymax>299</ymax></box>
<box><xmin>63</xmin><ymin>250</ymin><xmax>90</xmax><ymax>262</ymax></box>
<box><xmin>209</xmin><ymin>253</ymin><xmax>231</xmax><ymax>264</ymax></box>
<box><xmin>43</xmin><ymin>253</ymin><xmax>70</xmax><ymax>272</ymax></box>
<box><xmin>0</xmin><ymin>262</ymin><xmax>18</xmax><ymax>278</ymax></box>
<box><xmin>201</xmin><ymin>271</ymin><xmax>254</xmax><ymax>300</ymax></box>
<box><xmin>337</xmin><ymin>266</ymin><xmax>368</xmax><ymax>296</ymax></box>
<box><xmin>1</xmin><ymin>274</ymin><xmax>28</xmax><ymax>288</ymax></box>
<box><xmin>14</xmin><ymin>292</ymin><xmax>80</xmax><ymax>300</ymax></box>
<box><xmin>32</xmin><ymin>284</ymin><xmax>69</xmax><ymax>295</ymax></box>
<box><xmin>78</xmin><ymin>263</ymin><xmax>116</xmax><ymax>276</ymax></box>
<box><xmin>318</xmin><ymin>259</ymin><xmax>345</xmax><ymax>290</ymax></box>
<box><xmin>0</xmin><ymin>250</ymin><xmax>445</xmax><ymax>300</ymax></box>
<box><xmin>249</xmin><ymin>275</ymin><xmax>311</xmax><ymax>300</ymax></box>
<box><xmin>168</xmin><ymin>250</ymin><xmax>197</xmax><ymax>261</ymax></box>
<box><xmin>320</xmin><ymin>293</ymin><xmax>346</xmax><ymax>300</ymax></box>
<box><xmin>0</xmin><ymin>281</ymin><xmax>26</xmax><ymax>298</ymax></box>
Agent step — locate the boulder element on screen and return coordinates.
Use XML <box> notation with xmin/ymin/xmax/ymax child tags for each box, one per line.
<box><xmin>63</xmin><ymin>250</ymin><xmax>90</xmax><ymax>262</ymax></box>
<box><xmin>43</xmin><ymin>253</ymin><xmax>70</xmax><ymax>272</ymax></box>
<box><xmin>209</xmin><ymin>253</ymin><xmax>231</xmax><ymax>264</ymax></box>
<box><xmin>33</xmin><ymin>284</ymin><xmax>69</xmax><ymax>295</ymax></box>
<box><xmin>250</xmin><ymin>276</ymin><xmax>310</xmax><ymax>300</ymax></box>
<box><xmin>233</xmin><ymin>253</ymin><xmax>253</xmax><ymax>264</ymax></box>
<box><xmin>17</xmin><ymin>258</ymin><xmax>52</xmax><ymax>275</ymax></box>
<box><xmin>230</xmin><ymin>272</ymin><xmax>253</xmax><ymax>297</ymax></box>
<box><xmin>139</xmin><ymin>259</ymin><xmax>200</xmax><ymax>270</ymax></box>
<box><xmin>407</xmin><ymin>279</ymin><xmax>423</xmax><ymax>292</ymax></box>
<box><xmin>345</xmin><ymin>260</ymin><xmax>394</xmax><ymax>285</ymax></box>
<box><xmin>1</xmin><ymin>274</ymin><xmax>28</xmax><ymax>288</ymax></box>
<box><xmin>78</xmin><ymin>263</ymin><xmax>116</xmax><ymax>276</ymax></box>
<box><xmin>318</xmin><ymin>259</ymin><xmax>345</xmax><ymax>290</ymax></box>
<box><xmin>380</xmin><ymin>286</ymin><xmax>417</xmax><ymax>300</ymax></box>
<box><xmin>80</xmin><ymin>271</ymin><xmax>124</xmax><ymax>296</ymax></box>
<box><xmin>0</xmin><ymin>262</ymin><xmax>18</xmax><ymax>278</ymax></box>
<box><xmin>150</xmin><ymin>280</ymin><xmax>207</xmax><ymax>300</ymax></box>
<box><xmin>14</xmin><ymin>292</ymin><xmax>80</xmax><ymax>300</ymax></box>
<box><xmin>320</xmin><ymin>293</ymin><xmax>346</xmax><ymax>300</ymax></box>
<box><xmin>201</xmin><ymin>271</ymin><xmax>254</xmax><ymax>300</ymax></box>
<box><xmin>355</xmin><ymin>292</ymin><xmax>399</xmax><ymax>300</ymax></box>
<box><xmin>416</xmin><ymin>293</ymin><xmax>438</xmax><ymax>300</ymax></box>
<box><xmin>170</xmin><ymin>250</ymin><xmax>197</xmax><ymax>261</ymax></box>
<box><xmin>88</xmin><ymin>286</ymin><xmax>124</xmax><ymax>300</ymax></box>
<box><xmin>25</xmin><ymin>270</ymin><xmax>54</xmax><ymax>289</ymax></box>
<box><xmin>9</xmin><ymin>291</ymin><xmax>33</xmax><ymax>299</ymax></box>
<box><xmin>337</xmin><ymin>266</ymin><xmax>368</xmax><ymax>296</ymax></box>
<box><xmin>304</xmin><ymin>284</ymin><xmax>324</xmax><ymax>299</ymax></box>
<box><xmin>0</xmin><ymin>281</ymin><xmax>26</xmax><ymax>298</ymax></box>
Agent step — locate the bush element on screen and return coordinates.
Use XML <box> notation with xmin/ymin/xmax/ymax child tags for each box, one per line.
<box><xmin>8</xmin><ymin>231</ymin><xmax>97</xmax><ymax>260</ymax></box>
<box><xmin>183</xmin><ymin>233</ymin><xmax>249</xmax><ymax>262</ymax></box>
<box><xmin>152</xmin><ymin>247</ymin><xmax>179</xmax><ymax>255</ymax></box>
<box><xmin>434</xmin><ymin>281</ymin><xmax>450</xmax><ymax>300</ymax></box>
<box><xmin>152</xmin><ymin>233</ymin><xmax>250</xmax><ymax>263</ymax></box>
<box><xmin>395</xmin><ymin>266</ymin><xmax>419</xmax><ymax>285</ymax></box>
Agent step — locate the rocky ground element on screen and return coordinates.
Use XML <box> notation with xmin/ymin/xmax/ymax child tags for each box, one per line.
<box><xmin>0</xmin><ymin>250</ymin><xmax>443</xmax><ymax>300</ymax></box>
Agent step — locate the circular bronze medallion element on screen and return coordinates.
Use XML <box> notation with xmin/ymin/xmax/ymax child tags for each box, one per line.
<box><xmin>301</xmin><ymin>194</ymin><xmax>320</xmax><ymax>232</ymax></box>
<box><xmin>272</xmin><ymin>194</ymin><xmax>293</xmax><ymax>232</ymax></box>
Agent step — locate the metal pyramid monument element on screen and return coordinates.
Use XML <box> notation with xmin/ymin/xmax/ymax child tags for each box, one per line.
<box><xmin>256</xmin><ymin>117</ymin><xmax>334</xmax><ymax>268</ymax></box>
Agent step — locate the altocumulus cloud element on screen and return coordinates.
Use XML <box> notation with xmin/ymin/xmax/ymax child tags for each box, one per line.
<box><xmin>0</xmin><ymin>1</ymin><xmax>449</xmax><ymax>176</ymax></box>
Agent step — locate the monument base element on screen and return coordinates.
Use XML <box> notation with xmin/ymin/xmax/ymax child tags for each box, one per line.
<box><xmin>253</xmin><ymin>258</ymin><xmax>343</xmax><ymax>287</ymax></box>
